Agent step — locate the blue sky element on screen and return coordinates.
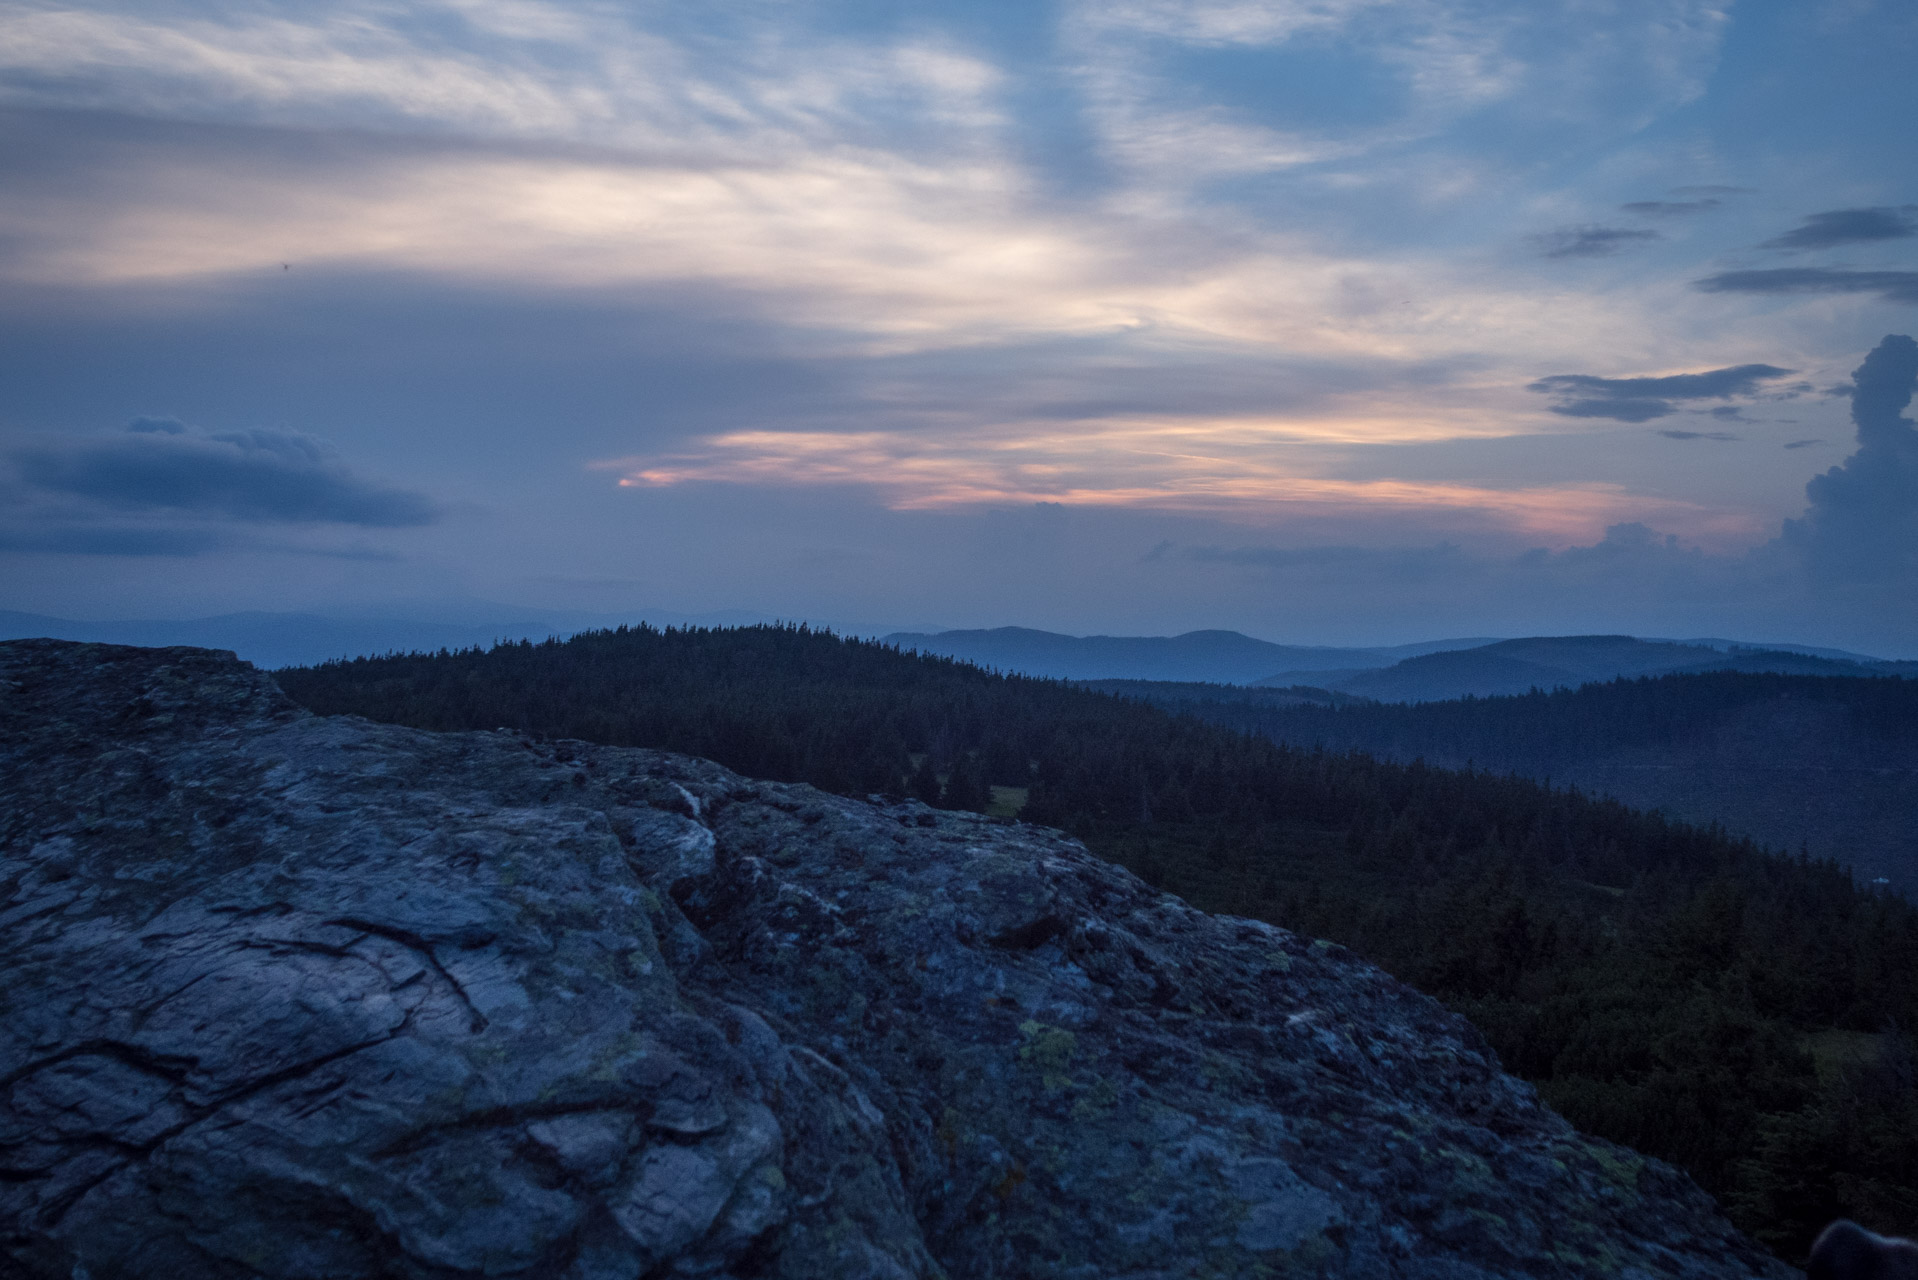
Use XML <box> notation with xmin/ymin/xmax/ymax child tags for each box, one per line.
<box><xmin>1</xmin><ymin>0</ymin><xmax>1915</xmax><ymax>650</ymax></box>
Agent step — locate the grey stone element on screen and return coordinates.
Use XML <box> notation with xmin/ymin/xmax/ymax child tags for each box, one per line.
<box><xmin>0</xmin><ymin>640</ymin><xmax>1795</xmax><ymax>1278</ymax></box>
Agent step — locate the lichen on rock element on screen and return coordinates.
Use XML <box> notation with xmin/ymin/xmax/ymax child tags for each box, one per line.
<box><xmin>0</xmin><ymin>640</ymin><xmax>1791</xmax><ymax>1278</ymax></box>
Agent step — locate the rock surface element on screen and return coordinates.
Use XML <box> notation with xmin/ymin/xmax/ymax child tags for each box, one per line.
<box><xmin>0</xmin><ymin>640</ymin><xmax>1792</xmax><ymax>1279</ymax></box>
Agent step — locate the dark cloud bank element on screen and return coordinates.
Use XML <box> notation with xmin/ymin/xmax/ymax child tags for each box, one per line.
<box><xmin>1527</xmin><ymin>363</ymin><xmax>1793</xmax><ymax>422</ymax></box>
<box><xmin>10</xmin><ymin>418</ymin><xmax>436</xmax><ymax>528</ymax></box>
<box><xmin>2</xmin><ymin>418</ymin><xmax>437</xmax><ymax>557</ymax></box>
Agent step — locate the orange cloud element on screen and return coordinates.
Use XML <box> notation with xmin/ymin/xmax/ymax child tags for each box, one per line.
<box><xmin>596</xmin><ymin>422</ymin><xmax>1759</xmax><ymax>546</ymax></box>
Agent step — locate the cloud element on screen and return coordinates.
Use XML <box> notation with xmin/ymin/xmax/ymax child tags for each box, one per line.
<box><xmin>1780</xmin><ymin>333</ymin><xmax>1918</xmax><ymax>582</ymax></box>
<box><xmin>1670</xmin><ymin>185</ymin><xmax>1754</xmax><ymax>197</ymax></box>
<box><xmin>1656</xmin><ymin>429</ymin><xmax>1738</xmax><ymax>440</ymax></box>
<box><xmin>1544</xmin><ymin>397</ymin><xmax>1676</xmax><ymax>423</ymax></box>
<box><xmin>1694</xmin><ymin>267</ymin><xmax>1918</xmax><ymax>304</ymax></box>
<box><xmin>1529</xmin><ymin>227</ymin><xmax>1660</xmax><ymax>259</ymax></box>
<box><xmin>1784</xmin><ymin>439</ymin><xmax>1823</xmax><ymax>449</ymax></box>
<box><xmin>597</xmin><ymin>419</ymin><xmax>1713</xmax><ymax>542</ymax></box>
<box><xmin>10</xmin><ymin>419</ymin><xmax>438</xmax><ymax>526</ymax></box>
<box><xmin>1762</xmin><ymin>207</ymin><xmax>1918</xmax><ymax>250</ymax></box>
<box><xmin>1621</xmin><ymin>200</ymin><xmax>1720</xmax><ymax>216</ymax></box>
<box><xmin>1526</xmin><ymin>362</ymin><xmax>1794</xmax><ymax>422</ymax></box>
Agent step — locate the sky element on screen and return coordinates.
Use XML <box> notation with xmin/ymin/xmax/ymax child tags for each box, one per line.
<box><xmin>1</xmin><ymin>0</ymin><xmax>1916</xmax><ymax>652</ymax></box>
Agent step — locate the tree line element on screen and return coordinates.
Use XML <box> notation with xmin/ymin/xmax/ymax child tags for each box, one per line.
<box><xmin>1091</xmin><ymin>669</ymin><xmax>1918</xmax><ymax>774</ymax></box>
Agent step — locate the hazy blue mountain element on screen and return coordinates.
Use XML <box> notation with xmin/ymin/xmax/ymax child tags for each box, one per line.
<box><xmin>883</xmin><ymin>626</ymin><xmax>1499</xmax><ymax>684</ymax></box>
<box><xmin>1678</xmin><ymin>637</ymin><xmax>1890</xmax><ymax>664</ymax></box>
<box><xmin>1272</xmin><ymin>635</ymin><xmax>1896</xmax><ymax>703</ymax></box>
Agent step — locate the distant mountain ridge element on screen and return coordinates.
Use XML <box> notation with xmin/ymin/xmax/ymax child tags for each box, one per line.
<box><xmin>4</xmin><ymin>611</ymin><xmax>1903</xmax><ymax>691</ymax></box>
<box><xmin>882</xmin><ymin>626</ymin><xmax>1497</xmax><ymax>684</ymax></box>
<box><xmin>886</xmin><ymin>626</ymin><xmax>1903</xmax><ymax>696</ymax></box>
<box><xmin>1299</xmin><ymin>635</ymin><xmax>1905</xmax><ymax>703</ymax></box>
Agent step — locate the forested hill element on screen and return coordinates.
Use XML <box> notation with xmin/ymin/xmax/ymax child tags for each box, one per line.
<box><xmin>280</xmin><ymin>625</ymin><xmax>1918</xmax><ymax>1262</ymax></box>
<box><xmin>1087</xmin><ymin>671</ymin><xmax>1918</xmax><ymax>891</ymax></box>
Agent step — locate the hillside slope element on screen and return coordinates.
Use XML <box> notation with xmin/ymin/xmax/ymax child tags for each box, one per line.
<box><xmin>278</xmin><ymin>624</ymin><xmax>1918</xmax><ymax>1258</ymax></box>
<box><xmin>0</xmin><ymin>640</ymin><xmax>1789</xmax><ymax>1279</ymax></box>
<box><xmin>1118</xmin><ymin>671</ymin><xmax>1918</xmax><ymax>891</ymax></box>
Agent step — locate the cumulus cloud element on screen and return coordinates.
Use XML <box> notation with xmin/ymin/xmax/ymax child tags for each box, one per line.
<box><xmin>1527</xmin><ymin>362</ymin><xmax>1793</xmax><ymax>422</ymax></box>
<box><xmin>1529</xmin><ymin>227</ymin><xmax>1660</xmax><ymax>259</ymax></box>
<box><xmin>1621</xmin><ymin>199</ymin><xmax>1720</xmax><ymax>216</ymax></box>
<box><xmin>1694</xmin><ymin>267</ymin><xmax>1918</xmax><ymax>304</ymax></box>
<box><xmin>1780</xmin><ymin>333</ymin><xmax>1918</xmax><ymax>582</ymax></box>
<box><xmin>1108</xmin><ymin>338</ymin><xmax>1918</xmax><ymax>648</ymax></box>
<box><xmin>1762</xmin><ymin>207</ymin><xmax>1918</xmax><ymax>250</ymax></box>
<box><xmin>9</xmin><ymin>419</ymin><xmax>438</xmax><ymax>526</ymax></box>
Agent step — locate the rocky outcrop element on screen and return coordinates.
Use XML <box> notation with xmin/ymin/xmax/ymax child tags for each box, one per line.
<box><xmin>0</xmin><ymin>640</ymin><xmax>1791</xmax><ymax>1279</ymax></box>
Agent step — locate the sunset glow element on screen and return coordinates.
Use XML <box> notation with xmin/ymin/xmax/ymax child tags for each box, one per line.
<box><xmin>1</xmin><ymin>0</ymin><xmax>1912</xmax><ymax>645</ymax></box>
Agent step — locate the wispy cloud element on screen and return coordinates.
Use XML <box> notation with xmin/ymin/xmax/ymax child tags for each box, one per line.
<box><xmin>1527</xmin><ymin>362</ymin><xmax>1793</xmax><ymax>422</ymax></box>
<box><xmin>1761</xmin><ymin>207</ymin><xmax>1917</xmax><ymax>251</ymax></box>
<box><xmin>1530</xmin><ymin>227</ymin><xmax>1660</xmax><ymax>259</ymax></box>
<box><xmin>4</xmin><ymin>0</ymin><xmax>1892</xmax><ymax>640</ymax></box>
<box><xmin>1621</xmin><ymin>199</ymin><xmax>1720</xmax><ymax>216</ymax></box>
<box><xmin>0</xmin><ymin>2</ymin><xmax>1006</xmax><ymax>153</ymax></box>
<box><xmin>596</xmin><ymin>420</ymin><xmax>1736</xmax><ymax>544</ymax></box>
<box><xmin>1694</xmin><ymin>267</ymin><xmax>1918</xmax><ymax>304</ymax></box>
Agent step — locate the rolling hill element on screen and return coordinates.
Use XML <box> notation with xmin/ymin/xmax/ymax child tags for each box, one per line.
<box><xmin>883</xmin><ymin>626</ymin><xmax>1496</xmax><ymax>683</ymax></box>
<box><xmin>1095</xmin><ymin>669</ymin><xmax>1918</xmax><ymax>891</ymax></box>
<box><xmin>885</xmin><ymin>627</ymin><xmax>1904</xmax><ymax>694</ymax></box>
<box><xmin>1258</xmin><ymin>635</ymin><xmax>1906</xmax><ymax>702</ymax></box>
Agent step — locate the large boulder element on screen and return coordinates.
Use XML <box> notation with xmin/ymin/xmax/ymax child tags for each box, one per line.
<box><xmin>0</xmin><ymin>640</ymin><xmax>1790</xmax><ymax>1278</ymax></box>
